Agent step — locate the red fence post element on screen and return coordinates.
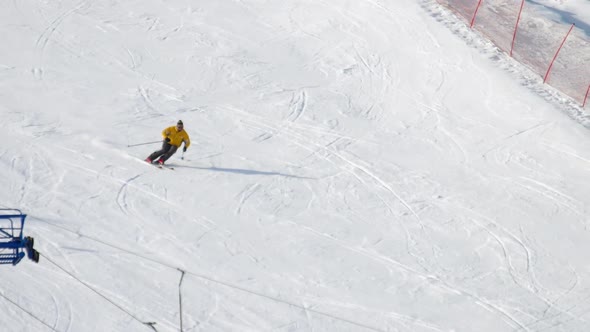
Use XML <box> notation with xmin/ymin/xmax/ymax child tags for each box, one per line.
<box><xmin>543</xmin><ymin>23</ymin><xmax>575</xmax><ymax>83</ymax></box>
<box><xmin>510</xmin><ymin>0</ymin><xmax>525</xmax><ymax>57</ymax></box>
<box><xmin>470</xmin><ymin>0</ymin><xmax>484</xmax><ymax>28</ymax></box>
<box><xmin>583</xmin><ymin>85</ymin><xmax>590</xmax><ymax>108</ymax></box>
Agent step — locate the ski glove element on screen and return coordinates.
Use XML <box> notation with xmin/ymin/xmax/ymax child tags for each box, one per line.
<box><xmin>183</xmin><ymin>146</ymin><xmax>187</xmax><ymax>152</ymax></box>
<box><xmin>165</xmin><ymin>137</ymin><xmax>171</xmax><ymax>143</ymax></box>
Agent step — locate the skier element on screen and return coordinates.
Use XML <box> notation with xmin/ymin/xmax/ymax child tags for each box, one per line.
<box><xmin>146</xmin><ymin>120</ymin><xmax>190</xmax><ymax>166</ymax></box>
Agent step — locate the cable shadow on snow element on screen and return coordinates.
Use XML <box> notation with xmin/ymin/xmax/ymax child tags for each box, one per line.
<box><xmin>170</xmin><ymin>165</ymin><xmax>314</xmax><ymax>179</ymax></box>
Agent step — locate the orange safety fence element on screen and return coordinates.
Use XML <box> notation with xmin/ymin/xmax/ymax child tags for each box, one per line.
<box><xmin>435</xmin><ymin>0</ymin><xmax>590</xmax><ymax>107</ymax></box>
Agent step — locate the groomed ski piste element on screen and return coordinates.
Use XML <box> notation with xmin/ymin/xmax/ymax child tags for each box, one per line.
<box><xmin>1</xmin><ymin>0</ymin><xmax>590</xmax><ymax>331</ymax></box>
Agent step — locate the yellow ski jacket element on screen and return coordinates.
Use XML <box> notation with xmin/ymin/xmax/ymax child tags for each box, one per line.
<box><xmin>162</xmin><ymin>126</ymin><xmax>190</xmax><ymax>148</ymax></box>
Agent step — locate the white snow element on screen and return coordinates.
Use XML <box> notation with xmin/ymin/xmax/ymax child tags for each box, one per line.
<box><xmin>1</xmin><ymin>0</ymin><xmax>590</xmax><ymax>331</ymax></box>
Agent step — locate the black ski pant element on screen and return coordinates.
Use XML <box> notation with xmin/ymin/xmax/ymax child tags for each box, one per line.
<box><xmin>148</xmin><ymin>141</ymin><xmax>178</xmax><ymax>162</ymax></box>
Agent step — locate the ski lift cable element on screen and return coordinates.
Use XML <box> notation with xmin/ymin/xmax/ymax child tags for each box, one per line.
<box><xmin>37</xmin><ymin>218</ymin><xmax>387</xmax><ymax>332</ymax></box>
<box><xmin>42</xmin><ymin>254</ymin><xmax>158</xmax><ymax>332</ymax></box>
<box><xmin>0</xmin><ymin>290</ymin><xmax>58</xmax><ymax>332</ymax></box>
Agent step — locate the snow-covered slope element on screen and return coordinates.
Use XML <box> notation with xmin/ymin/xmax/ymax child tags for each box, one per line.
<box><xmin>1</xmin><ymin>0</ymin><xmax>589</xmax><ymax>331</ymax></box>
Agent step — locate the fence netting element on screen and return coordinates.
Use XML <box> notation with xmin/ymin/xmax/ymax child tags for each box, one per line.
<box><xmin>436</xmin><ymin>0</ymin><xmax>590</xmax><ymax>105</ymax></box>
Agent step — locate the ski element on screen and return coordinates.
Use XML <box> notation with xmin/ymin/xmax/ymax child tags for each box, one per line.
<box><xmin>139</xmin><ymin>157</ymin><xmax>176</xmax><ymax>170</ymax></box>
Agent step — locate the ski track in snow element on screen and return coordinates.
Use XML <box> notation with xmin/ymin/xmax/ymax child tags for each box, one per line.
<box><xmin>514</xmin><ymin>178</ymin><xmax>585</xmax><ymax>217</ymax></box>
<box><xmin>238</xmin><ymin>98</ymin><xmax>456</xmax><ymax>270</ymax></box>
<box><xmin>541</xmin><ymin>142</ymin><xmax>590</xmax><ymax>168</ymax></box>
<box><xmin>234</xmin><ymin>183</ymin><xmax>261</xmax><ymax>215</ymax></box>
<box><xmin>303</xmin><ymin>294</ymin><xmax>446</xmax><ymax>332</ymax></box>
<box><xmin>34</xmin><ymin>1</ymin><xmax>90</xmax><ymax>81</ymax></box>
<box><xmin>116</xmin><ymin>174</ymin><xmax>142</xmax><ymax>215</ymax></box>
<box><xmin>231</xmin><ymin>106</ymin><xmax>542</xmax><ymax>330</ymax></box>
<box><xmin>234</xmin><ymin>106</ymin><xmax>424</xmax><ymax>225</ymax></box>
<box><xmin>284</xmin><ymin>219</ymin><xmax>532</xmax><ymax>331</ymax></box>
<box><xmin>59</xmin><ymin>159</ymin><xmax>181</xmax><ymax>211</ymax></box>
<box><xmin>253</xmin><ymin>89</ymin><xmax>307</xmax><ymax>142</ymax></box>
<box><xmin>456</xmin><ymin>203</ymin><xmax>589</xmax><ymax>326</ymax></box>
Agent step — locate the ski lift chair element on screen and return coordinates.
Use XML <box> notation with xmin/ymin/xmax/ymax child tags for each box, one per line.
<box><xmin>0</xmin><ymin>209</ymin><xmax>40</xmax><ymax>265</ymax></box>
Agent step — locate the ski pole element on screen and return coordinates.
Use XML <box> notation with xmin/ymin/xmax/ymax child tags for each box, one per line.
<box><xmin>181</xmin><ymin>150</ymin><xmax>185</xmax><ymax>160</ymax></box>
<box><xmin>127</xmin><ymin>140</ymin><xmax>161</xmax><ymax>147</ymax></box>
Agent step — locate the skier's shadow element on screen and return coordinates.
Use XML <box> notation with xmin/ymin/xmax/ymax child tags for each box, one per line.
<box><xmin>171</xmin><ymin>165</ymin><xmax>313</xmax><ymax>179</ymax></box>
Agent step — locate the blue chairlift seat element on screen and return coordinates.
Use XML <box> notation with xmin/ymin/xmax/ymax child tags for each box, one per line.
<box><xmin>0</xmin><ymin>209</ymin><xmax>39</xmax><ymax>265</ymax></box>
